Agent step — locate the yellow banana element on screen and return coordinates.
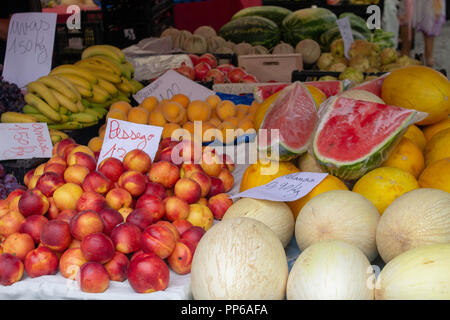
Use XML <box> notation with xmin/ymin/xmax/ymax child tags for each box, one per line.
<box><xmin>52</xmin><ymin>75</ymin><xmax>82</xmax><ymax>102</ymax></box>
<box><xmin>70</xmin><ymin>112</ymin><xmax>98</xmax><ymax>123</ymax></box>
<box><xmin>120</xmin><ymin>77</ymin><xmax>137</xmax><ymax>94</ymax></box>
<box><xmin>49</xmin><ymin>129</ymin><xmax>69</xmax><ymax>139</ymax></box>
<box><xmin>78</xmin><ymin>66</ymin><xmax>121</xmax><ymax>84</ymax></box>
<box><xmin>38</xmin><ymin>76</ymin><xmax>77</xmax><ymax>102</ymax></box>
<box><xmin>81</xmin><ymin>45</ymin><xmax>125</xmax><ymax>63</ymax></box>
<box><xmin>59</xmin><ymin>106</ymin><xmax>69</xmax><ymax>115</ymax></box>
<box><xmin>26</xmin><ymin>81</ymin><xmax>59</xmax><ymax>111</ymax></box>
<box><xmin>50</xmin><ymin>134</ymin><xmax>62</xmax><ymax>145</ymax></box>
<box><xmin>97</xmin><ymin>79</ymin><xmax>119</xmax><ymax>96</ymax></box>
<box><xmin>124</xmin><ymin>61</ymin><xmax>135</xmax><ymax>75</ymax></box>
<box><xmin>95</xmin><ymin>55</ymin><xmax>131</xmax><ymax>79</ymax></box>
<box><xmin>76</xmin><ymin>100</ymin><xmax>85</xmax><ymax>112</ymax></box>
<box><xmin>87</xmin><ymin>56</ymin><xmax>122</xmax><ymax>75</ymax></box>
<box><xmin>32</xmin><ymin>113</ymin><xmax>58</xmax><ymax>124</ymax></box>
<box><xmin>92</xmin><ymin>84</ymin><xmax>111</xmax><ymax>99</ymax></box>
<box><xmin>24</xmin><ymin>93</ymin><xmax>62</xmax><ymax>122</ymax></box>
<box><xmin>76</xmin><ymin>59</ymin><xmax>120</xmax><ymax>75</ymax></box>
<box><xmin>50</xmin><ymin>89</ymin><xmax>79</xmax><ymax>113</ymax></box>
<box><xmin>87</xmin><ymin>84</ymin><xmax>110</xmax><ymax>104</ymax></box>
<box><xmin>74</xmin><ymin>85</ymin><xmax>93</xmax><ymax>98</ymax></box>
<box><xmin>129</xmin><ymin>79</ymin><xmax>144</xmax><ymax>92</ymax></box>
<box><xmin>57</xmin><ymin>73</ymin><xmax>92</xmax><ymax>90</ymax></box>
<box><xmin>1</xmin><ymin>112</ymin><xmax>38</xmax><ymax>123</ymax></box>
<box><xmin>50</xmin><ymin>65</ymin><xmax>98</xmax><ymax>84</ymax></box>
<box><xmin>48</xmin><ymin>122</ymin><xmax>83</xmax><ymax>130</ymax></box>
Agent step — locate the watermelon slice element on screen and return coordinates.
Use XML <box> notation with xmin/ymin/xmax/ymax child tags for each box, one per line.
<box><xmin>347</xmin><ymin>73</ymin><xmax>389</xmax><ymax>98</ymax></box>
<box><xmin>258</xmin><ymin>82</ymin><xmax>318</xmax><ymax>161</ymax></box>
<box><xmin>254</xmin><ymin>80</ymin><xmax>344</xmax><ymax>103</ymax></box>
<box><xmin>312</xmin><ymin>97</ymin><xmax>420</xmax><ymax>181</ymax></box>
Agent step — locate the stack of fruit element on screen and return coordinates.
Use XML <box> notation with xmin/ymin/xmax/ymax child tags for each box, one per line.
<box><xmin>0</xmin><ymin>77</ymin><xmax>26</xmax><ymax>117</ymax></box>
<box><xmin>0</xmin><ymin>135</ymin><xmax>235</xmax><ymax>293</ymax></box>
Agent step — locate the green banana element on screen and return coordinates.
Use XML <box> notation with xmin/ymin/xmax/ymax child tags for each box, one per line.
<box><xmin>59</xmin><ymin>106</ymin><xmax>69</xmax><ymax>115</ymax></box>
<box><xmin>129</xmin><ymin>79</ymin><xmax>144</xmax><ymax>92</ymax></box>
<box><xmin>48</xmin><ymin>122</ymin><xmax>83</xmax><ymax>130</ymax></box>
<box><xmin>91</xmin><ymin>106</ymin><xmax>108</xmax><ymax>117</ymax></box>
<box><xmin>70</xmin><ymin>112</ymin><xmax>98</xmax><ymax>123</ymax></box>
<box><xmin>24</xmin><ymin>93</ymin><xmax>61</xmax><ymax>122</ymax></box>
<box><xmin>22</xmin><ymin>104</ymin><xmax>40</xmax><ymax>114</ymax></box>
<box><xmin>84</xmin><ymin>108</ymin><xmax>102</xmax><ymax>120</ymax></box>
<box><xmin>81</xmin><ymin>121</ymin><xmax>99</xmax><ymax>128</ymax></box>
<box><xmin>32</xmin><ymin>113</ymin><xmax>58</xmax><ymax>124</ymax></box>
<box><xmin>27</xmin><ymin>81</ymin><xmax>59</xmax><ymax>111</ymax></box>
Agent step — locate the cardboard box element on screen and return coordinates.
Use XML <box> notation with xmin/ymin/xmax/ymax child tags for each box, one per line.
<box><xmin>238</xmin><ymin>53</ymin><xmax>303</xmax><ymax>82</ymax></box>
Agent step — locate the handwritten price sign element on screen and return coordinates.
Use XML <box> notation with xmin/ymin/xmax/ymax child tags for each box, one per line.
<box><xmin>97</xmin><ymin>118</ymin><xmax>163</xmax><ymax>167</ymax></box>
<box><xmin>336</xmin><ymin>16</ymin><xmax>355</xmax><ymax>59</ymax></box>
<box><xmin>0</xmin><ymin>123</ymin><xmax>53</xmax><ymax>160</ymax></box>
<box><xmin>2</xmin><ymin>13</ymin><xmax>57</xmax><ymax>88</ymax></box>
<box><xmin>230</xmin><ymin>172</ymin><xmax>328</xmax><ymax>202</ymax></box>
<box><xmin>133</xmin><ymin>70</ymin><xmax>215</xmax><ymax>104</ymax></box>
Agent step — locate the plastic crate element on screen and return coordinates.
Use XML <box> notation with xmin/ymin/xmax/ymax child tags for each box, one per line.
<box><xmin>1</xmin><ymin>158</ymin><xmax>48</xmax><ymax>185</ymax></box>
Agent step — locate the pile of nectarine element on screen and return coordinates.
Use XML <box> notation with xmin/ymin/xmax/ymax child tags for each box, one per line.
<box><xmin>0</xmin><ymin>136</ymin><xmax>235</xmax><ymax>294</ymax></box>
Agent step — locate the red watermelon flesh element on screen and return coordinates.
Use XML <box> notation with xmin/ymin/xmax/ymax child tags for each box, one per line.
<box><xmin>253</xmin><ymin>83</ymin><xmax>289</xmax><ymax>103</ymax></box>
<box><xmin>258</xmin><ymin>82</ymin><xmax>318</xmax><ymax>160</ymax></box>
<box><xmin>348</xmin><ymin>74</ymin><xmax>389</xmax><ymax>98</ymax></box>
<box><xmin>305</xmin><ymin>81</ymin><xmax>344</xmax><ymax>98</ymax></box>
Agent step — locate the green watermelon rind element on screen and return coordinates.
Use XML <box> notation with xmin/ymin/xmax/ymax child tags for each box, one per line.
<box><xmin>312</xmin><ymin>100</ymin><xmax>418</xmax><ymax>181</ymax></box>
<box><xmin>320</xmin><ymin>27</ymin><xmax>367</xmax><ymax>51</ymax></box>
<box><xmin>218</xmin><ymin>16</ymin><xmax>281</xmax><ymax>49</ymax></box>
<box><xmin>258</xmin><ymin>82</ymin><xmax>318</xmax><ymax>161</ymax></box>
<box><xmin>231</xmin><ymin>6</ymin><xmax>293</xmax><ymax>27</ymax></box>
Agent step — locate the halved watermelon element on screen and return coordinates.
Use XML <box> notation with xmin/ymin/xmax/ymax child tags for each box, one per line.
<box><xmin>258</xmin><ymin>82</ymin><xmax>318</xmax><ymax>161</ymax></box>
<box><xmin>312</xmin><ymin>97</ymin><xmax>420</xmax><ymax>181</ymax></box>
<box><xmin>347</xmin><ymin>73</ymin><xmax>389</xmax><ymax>98</ymax></box>
<box><xmin>305</xmin><ymin>80</ymin><xmax>344</xmax><ymax>98</ymax></box>
<box><xmin>253</xmin><ymin>83</ymin><xmax>289</xmax><ymax>103</ymax></box>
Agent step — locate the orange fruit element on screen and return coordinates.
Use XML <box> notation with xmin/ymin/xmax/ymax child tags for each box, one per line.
<box><xmin>418</xmin><ymin>157</ymin><xmax>450</xmax><ymax>192</ymax></box>
<box><xmin>287</xmin><ymin>175</ymin><xmax>348</xmax><ymax>220</ymax></box>
<box><xmin>424</xmin><ymin>127</ymin><xmax>450</xmax><ymax>166</ymax></box>
<box><xmin>353</xmin><ymin>166</ymin><xmax>420</xmax><ymax>214</ymax></box>
<box><xmin>201</xmin><ymin>122</ymin><xmax>219</xmax><ymax>142</ymax></box>
<box><xmin>162</xmin><ymin>123</ymin><xmax>181</xmax><ymax>140</ymax></box>
<box><xmin>422</xmin><ymin>116</ymin><xmax>450</xmax><ymax>141</ymax></box>
<box><xmin>209</xmin><ymin>117</ymin><xmax>221</xmax><ymax>128</ymax></box>
<box><xmin>228</xmin><ymin>117</ymin><xmax>240</xmax><ymax>127</ymax></box>
<box><xmin>106</xmin><ymin>109</ymin><xmax>127</xmax><ymax>121</ymax></box>
<box><xmin>235</xmin><ymin>104</ymin><xmax>249</xmax><ymax>119</ymax></box>
<box><xmin>127</xmin><ymin>107</ymin><xmax>149</xmax><ymax>124</ymax></box>
<box><xmin>162</xmin><ymin>101</ymin><xmax>186</xmax><ymax>123</ymax></box>
<box><xmin>88</xmin><ymin>136</ymin><xmax>103</xmax><ymax>153</ymax></box>
<box><xmin>381</xmin><ymin>138</ymin><xmax>425</xmax><ymax>178</ymax></box>
<box><xmin>381</xmin><ymin>66</ymin><xmax>450</xmax><ymax>125</ymax></box>
<box><xmin>171</xmin><ymin>94</ymin><xmax>190</xmax><ymax>109</ymax></box>
<box><xmin>140</xmin><ymin>96</ymin><xmax>159</xmax><ymax>113</ymax></box>
<box><xmin>238</xmin><ymin>118</ymin><xmax>255</xmax><ymax>132</ymax></box>
<box><xmin>110</xmin><ymin>101</ymin><xmax>131</xmax><ymax>115</ymax></box>
<box><xmin>403</xmin><ymin>125</ymin><xmax>427</xmax><ymax>152</ymax></box>
<box><xmin>218</xmin><ymin>121</ymin><xmax>236</xmax><ymax>144</ymax></box>
<box><xmin>206</xmin><ymin>95</ymin><xmax>221</xmax><ymax>109</ymax></box>
<box><xmin>216</xmin><ymin>100</ymin><xmax>236</xmax><ymax>121</ymax></box>
<box><xmin>306</xmin><ymin>84</ymin><xmax>327</xmax><ymax>107</ymax></box>
<box><xmin>182</xmin><ymin>121</ymin><xmax>195</xmax><ymax>137</ymax></box>
<box><xmin>98</xmin><ymin>124</ymin><xmax>107</xmax><ymax>139</ymax></box>
<box><xmin>187</xmin><ymin>100</ymin><xmax>211</xmax><ymax>122</ymax></box>
<box><xmin>148</xmin><ymin>109</ymin><xmax>167</xmax><ymax>127</ymax></box>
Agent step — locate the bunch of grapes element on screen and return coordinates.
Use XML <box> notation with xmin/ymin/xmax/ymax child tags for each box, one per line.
<box><xmin>0</xmin><ymin>76</ymin><xmax>26</xmax><ymax>114</ymax></box>
<box><xmin>0</xmin><ymin>163</ymin><xmax>26</xmax><ymax>199</ymax></box>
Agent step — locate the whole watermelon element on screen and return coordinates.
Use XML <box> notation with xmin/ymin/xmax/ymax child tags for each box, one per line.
<box><xmin>320</xmin><ymin>26</ymin><xmax>367</xmax><ymax>51</ymax></box>
<box><xmin>231</xmin><ymin>5</ymin><xmax>293</xmax><ymax>27</ymax></box>
<box><xmin>219</xmin><ymin>16</ymin><xmax>281</xmax><ymax>49</ymax></box>
<box><xmin>282</xmin><ymin>7</ymin><xmax>337</xmax><ymax>46</ymax></box>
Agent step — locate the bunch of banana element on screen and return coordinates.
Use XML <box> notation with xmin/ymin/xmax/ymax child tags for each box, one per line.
<box><xmin>49</xmin><ymin>128</ymin><xmax>69</xmax><ymax>145</ymax></box>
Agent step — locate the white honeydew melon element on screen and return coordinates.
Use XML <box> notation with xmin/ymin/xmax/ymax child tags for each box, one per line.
<box><xmin>190</xmin><ymin>217</ymin><xmax>288</xmax><ymax>300</ymax></box>
<box><xmin>375</xmin><ymin>243</ymin><xmax>450</xmax><ymax>300</ymax></box>
<box><xmin>339</xmin><ymin>89</ymin><xmax>385</xmax><ymax>104</ymax></box>
<box><xmin>222</xmin><ymin>198</ymin><xmax>294</xmax><ymax>248</ymax></box>
<box><xmin>287</xmin><ymin>240</ymin><xmax>375</xmax><ymax>300</ymax></box>
<box><xmin>376</xmin><ymin>188</ymin><xmax>450</xmax><ymax>263</ymax></box>
<box><xmin>193</xmin><ymin>25</ymin><xmax>217</xmax><ymax>40</ymax></box>
<box><xmin>295</xmin><ymin>190</ymin><xmax>380</xmax><ymax>261</ymax></box>
<box><xmin>297</xmin><ymin>152</ymin><xmax>325</xmax><ymax>173</ymax></box>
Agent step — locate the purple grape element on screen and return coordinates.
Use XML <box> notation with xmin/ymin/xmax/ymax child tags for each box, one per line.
<box><xmin>4</xmin><ymin>174</ymin><xmax>17</xmax><ymax>185</ymax></box>
<box><xmin>0</xmin><ymin>184</ymin><xmax>7</xmax><ymax>199</ymax></box>
<box><xmin>0</xmin><ymin>164</ymin><xmax>5</xmax><ymax>178</ymax></box>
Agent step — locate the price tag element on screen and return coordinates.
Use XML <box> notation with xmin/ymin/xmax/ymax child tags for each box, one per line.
<box><xmin>0</xmin><ymin>123</ymin><xmax>53</xmax><ymax>160</ymax></box>
<box><xmin>133</xmin><ymin>69</ymin><xmax>215</xmax><ymax>104</ymax></box>
<box><xmin>97</xmin><ymin>118</ymin><xmax>163</xmax><ymax>166</ymax></box>
<box><xmin>2</xmin><ymin>13</ymin><xmax>57</xmax><ymax>88</ymax></box>
<box><xmin>230</xmin><ymin>172</ymin><xmax>328</xmax><ymax>202</ymax></box>
<box><xmin>336</xmin><ymin>16</ymin><xmax>354</xmax><ymax>59</ymax></box>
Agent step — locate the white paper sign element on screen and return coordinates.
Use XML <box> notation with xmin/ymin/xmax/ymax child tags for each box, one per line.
<box><xmin>336</xmin><ymin>17</ymin><xmax>355</xmax><ymax>60</ymax></box>
<box><xmin>0</xmin><ymin>123</ymin><xmax>53</xmax><ymax>160</ymax></box>
<box><xmin>2</xmin><ymin>13</ymin><xmax>57</xmax><ymax>88</ymax></box>
<box><xmin>230</xmin><ymin>172</ymin><xmax>328</xmax><ymax>202</ymax></box>
<box><xmin>133</xmin><ymin>69</ymin><xmax>215</xmax><ymax>104</ymax></box>
<box><xmin>97</xmin><ymin>118</ymin><xmax>163</xmax><ymax>166</ymax></box>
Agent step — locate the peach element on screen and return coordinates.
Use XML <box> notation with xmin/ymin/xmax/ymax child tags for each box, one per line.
<box><xmin>217</xmin><ymin>168</ymin><xmax>234</xmax><ymax>192</ymax></box>
<box><xmin>24</xmin><ymin>246</ymin><xmax>58</xmax><ymax>278</ymax></box>
<box><xmin>110</xmin><ymin>222</ymin><xmax>141</xmax><ymax>254</ymax></box>
<box><xmin>62</xmin><ymin>143</ymin><xmax>79</xmax><ymax>161</ymax></box>
<box><xmin>23</xmin><ymin>169</ymin><xmax>36</xmax><ymax>187</ymax></box>
<box><xmin>99</xmin><ymin>208</ymin><xmax>124</xmax><ymax>236</ymax></box>
<box><xmin>172</xmin><ymin>219</ymin><xmax>193</xmax><ymax>235</ymax></box>
<box><xmin>143</xmin><ymin>182</ymin><xmax>167</xmax><ymax>200</ymax></box>
<box><xmin>181</xmin><ymin>226</ymin><xmax>205</xmax><ymax>248</ymax></box>
<box><xmin>130</xmin><ymin>250</ymin><xmax>155</xmax><ymax>262</ymax></box>
<box><xmin>27</xmin><ymin>175</ymin><xmax>41</xmax><ymax>190</ymax></box>
<box><xmin>70</xmin><ymin>210</ymin><xmax>104</xmax><ymax>240</ymax></box>
<box><xmin>67</xmin><ymin>152</ymin><xmax>97</xmax><ymax>172</ymax></box>
<box><xmin>186</xmin><ymin>204</ymin><xmax>214</xmax><ymax>231</ymax></box>
<box><xmin>81</xmin><ymin>232</ymin><xmax>115</xmax><ymax>264</ymax></box>
<box><xmin>76</xmin><ymin>191</ymin><xmax>106</xmax><ymax>213</ymax></box>
<box><xmin>123</xmin><ymin>149</ymin><xmax>152</xmax><ymax>174</ymax></box>
<box><xmin>104</xmin><ymin>251</ymin><xmax>129</xmax><ymax>282</ymax></box>
<box><xmin>208</xmin><ymin>176</ymin><xmax>225</xmax><ymax>197</ymax></box>
<box><xmin>79</xmin><ymin>262</ymin><xmax>110</xmax><ymax>293</ymax></box>
<box><xmin>6</xmin><ymin>189</ymin><xmax>25</xmax><ymax>203</ymax></box>
<box><xmin>56</xmin><ymin>209</ymin><xmax>77</xmax><ymax>224</ymax></box>
<box><xmin>18</xmin><ymin>189</ymin><xmax>49</xmax><ymax>217</ymax></box>
<box><xmin>34</xmin><ymin>163</ymin><xmax>46</xmax><ymax>176</ymax></box>
<box><xmin>147</xmin><ymin>160</ymin><xmax>180</xmax><ymax>189</ymax></box>
<box><xmin>174</xmin><ymin>178</ymin><xmax>201</xmax><ymax>204</ymax></box>
<box><xmin>46</xmin><ymin>197</ymin><xmax>60</xmax><ymax>220</ymax></box>
<box><xmin>156</xmin><ymin>146</ymin><xmax>175</xmax><ymax>164</ymax></box>
<box><xmin>118</xmin><ymin>170</ymin><xmax>147</xmax><ymax>197</ymax></box>
<box><xmin>0</xmin><ymin>211</ymin><xmax>25</xmax><ymax>237</ymax></box>
<box><xmin>0</xmin><ymin>253</ymin><xmax>24</xmax><ymax>285</ymax></box>
<box><xmin>179</xmin><ymin>163</ymin><xmax>203</xmax><ymax>178</ymax></box>
<box><xmin>46</xmin><ymin>156</ymin><xmax>66</xmax><ymax>167</ymax></box>
<box><xmin>43</xmin><ymin>163</ymin><xmax>66</xmax><ymax>177</ymax></box>
<box><xmin>19</xmin><ymin>215</ymin><xmax>48</xmax><ymax>244</ymax></box>
<box><xmin>118</xmin><ymin>207</ymin><xmax>133</xmax><ymax>221</ymax></box>
<box><xmin>69</xmin><ymin>238</ymin><xmax>81</xmax><ymax>248</ymax></box>
<box><xmin>59</xmin><ymin>247</ymin><xmax>87</xmax><ymax>280</ymax></box>
<box><xmin>127</xmin><ymin>254</ymin><xmax>169</xmax><ymax>293</ymax></box>
<box><xmin>53</xmin><ymin>183</ymin><xmax>84</xmax><ymax>211</ymax></box>
<box><xmin>8</xmin><ymin>195</ymin><xmax>21</xmax><ymax>213</ymax></box>
<box><xmin>207</xmin><ymin>193</ymin><xmax>233</xmax><ymax>220</ymax></box>
<box><xmin>135</xmin><ymin>194</ymin><xmax>165</xmax><ymax>222</ymax></box>
<box><xmin>98</xmin><ymin>157</ymin><xmax>124</xmax><ymax>182</ymax></box>
<box><xmin>55</xmin><ymin>138</ymin><xmax>77</xmax><ymax>158</ymax></box>
<box><xmin>173</xmin><ymin>139</ymin><xmax>202</xmax><ymax>164</ymax></box>
<box><xmin>197</xmin><ymin>198</ymin><xmax>208</xmax><ymax>206</ymax></box>
<box><xmin>105</xmin><ymin>188</ymin><xmax>133</xmax><ymax>210</ymax></box>
<box><xmin>221</xmin><ymin>153</ymin><xmax>235</xmax><ymax>172</ymax></box>
<box><xmin>141</xmin><ymin>224</ymin><xmax>176</xmax><ymax>259</ymax></box>
<box><xmin>164</xmin><ymin>196</ymin><xmax>190</xmax><ymax>221</ymax></box>
<box><xmin>167</xmin><ymin>239</ymin><xmax>196</xmax><ymax>275</ymax></box>
<box><xmin>200</xmin><ymin>148</ymin><xmax>223</xmax><ymax>177</ymax></box>
<box><xmin>40</xmin><ymin>220</ymin><xmax>72</xmax><ymax>252</ymax></box>
<box><xmin>155</xmin><ymin>220</ymin><xmax>180</xmax><ymax>242</ymax></box>
<box><xmin>189</xmin><ymin>171</ymin><xmax>211</xmax><ymax>197</ymax></box>
<box><xmin>126</xmin><ymin>208</ymin><xmax>153</xmax><ymax>231</ymax></box>
<box><xmin>63</xmin><ymin>165</ymin><xmax>90</xmax><ymax>185</ymax></box>
<box><xmin>82</xmin><ymin>171</ymin><xmax>112</xmax><ymax>195</ymax></box>
<box><xmin>66</xmin><ymin>145</ymin><xmax>95</xmax><ymax>161</ymax></box>
<box><xmin>2</xmin><ymin>232</ymin><xmax>35</xmax><ymax>261</ymax></box>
